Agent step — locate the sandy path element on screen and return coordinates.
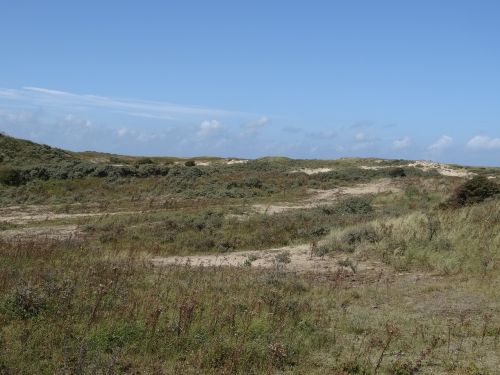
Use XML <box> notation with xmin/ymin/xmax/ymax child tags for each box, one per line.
<box><xmin>0</xmin><ymin>224</ymin><xmax>82</xmax><ymax>241</ymax></box>
<box><xmin>151</xmin><ymin>244</ymin><xmax>388</xmax><ymax>276</ymax></box>
<box><xmin>359</xmin><ymin>161</ymin><xmax>472</xmax><ymax>178</ymax></box>
<box><xmin>0</xmin><ymin>206</ymin><xmax>151</xmax><ymax>225</ymax></box>
<box><xmin>292</xmin><ymin>161</ymin><xmax>472</xmax><ymax>178</ymax></box>
<box><xmin>253</xmin><ymin>178</ymin><xmax>400</xmax><ymax>214</ymax></box>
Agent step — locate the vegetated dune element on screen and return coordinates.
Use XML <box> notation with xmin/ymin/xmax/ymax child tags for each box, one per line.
<box><xmin>253</xmin><ymin>178</ymin><xmax>400</xmax><ymax>214</ymax></box>
<box><xmin>2</xmin><ymin>134</ymin><xmax>500</xmax><ymax>374</ymax></box>
<box><xmin>0</xmin><ymin>224</ymin><xmax>81</xmax><ymax>241</ymax></box>
<box><xmin>152</xmin><ymin>243</ymin><xmax>391</xmax><ymax>278</ymax></box>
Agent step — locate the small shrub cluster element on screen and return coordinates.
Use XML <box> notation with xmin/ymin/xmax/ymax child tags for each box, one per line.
<box><xmin>341</xmin><ymin>224</ymin><xmax>379</xmax><ymax>245</ymax></box>
<box><xmin>447</xmin><ymin>175</ymin><xmax>499</xmax><ymax>207</ymax></box>
<box><xmin>0</xmin><ymin>167</ymin><xmax>24</xmax><ymax>186</ymax></box>
<box><xmin>320</xmin><ymin>196</ymin><xmax>374</xmax><ymax>216</ymax></box>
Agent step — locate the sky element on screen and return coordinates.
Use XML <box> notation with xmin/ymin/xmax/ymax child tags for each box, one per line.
<box><xmin>1</xmin><ymin>1</ymin><xmax>499</xmax><ymax>165</ymax></box>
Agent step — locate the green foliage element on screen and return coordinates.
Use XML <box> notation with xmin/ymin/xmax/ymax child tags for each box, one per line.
<box><xmin>3</xmin><ymin>286</ymin><xmax>46</xmax><ymax>319</ymax></box>
<box><xmin>447</xmin><ymin>175</ymin><xmax>499</xmax><ymax>206</ymax></box>
<box><xmin>0</xmin><ymin>133</ymin><xmax>77</xmax><ymax>167</ymax></box>
<box><xmin>388</xmin><ymin>167</ymin><xmax>407</xmax><ymax>178</ymax></box>
<box><xmin>340</xmin><ymin>224</ymin><xmax>379</xmax><ymax>245</ymax></box>
<box><xmin>134</xmin><ymin>157</ymin><xmax>155</xmax><ymax>165</ymax></box>
<box><xmin>0</xmin><ymin>167</ymin><xmax>24</xmax><ymax>186</ymax></box>
<box><xmin>321</xmin><ymin>196</ymin><xmax>374</xmax><ymax>216</ymax></box>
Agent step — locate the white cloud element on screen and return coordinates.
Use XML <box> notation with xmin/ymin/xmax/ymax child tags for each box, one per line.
<box><xmin>354</xmin><ymin>132</ymin><xmax>376</xmax><ymax>143</ymax></box>
<box><xmin>246</xmin><ymin>116</ymin><xmax>270</xmax><ymax>130</ymax></box>
<box><xmin>117</xmin><ymin>128</ymin><xmax>130</xmax><ymax>137</ymax></box>
<box><xmin>466</xmin><ymin>135</ymin><xmax>500</xmax><ymax>150</ymax></box>
<box><xmin>392</xmin><ymin>136</ymin><xmax>411</xmax><ymax>150</ymax></box>
<box><xmin>0</xmin><ymin>86</ymin><xmax>257</xmax><ymax>121</ymax></box>
<box><xmin>351</xmin><ymin>131</ymin><xmax>378</xmax><ymax>150</ymax></box>
<box><xmin>63</xmin><ymin>114</ymin><xmax>92</xmax><ymax>128</ymax></box>
<box><xmin>197</xmin><ymin>120</ymin><xmax>222</xmax><ymax>136</ymax></box>
<box><xmin>428</xmin><ymin>135</ymin><xmax>453</xmax><ymax>153</ymax></box>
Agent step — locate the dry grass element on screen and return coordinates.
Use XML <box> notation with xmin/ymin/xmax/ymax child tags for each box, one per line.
<box><xmin>1</xmin><ymin>153</ymin><xmax>499</xmax><ymax>374</ymax></box>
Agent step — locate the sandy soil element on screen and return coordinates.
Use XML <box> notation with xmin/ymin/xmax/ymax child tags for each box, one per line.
<box><xmin>290</xmin><ymin>168</ymin><xmax>334</xmax><ymax>175</ymax></box>
<box><xmin>359</xmin><ymin>161</ymin><xmax>472</xmax><ymax>178</ymax></box>
<box><xmin>0</xmin><ymin>205</ymin><xmax>145</xmax><ymax>225</ymax></box>
<box><xmin>408</xmin><ymin>161</ymin><xmax>471</xmax><ymax>177</ymax></box>
<box><xmin>151</xmin><ymin>243</ymin><xmax>390</xmax><ymax>277</ymax></box>
<box><xmin>226</xmin><ymin>159</ymin><xmax>249</xmax><ymax>165</ymax></box>
<box><xmin>253</xmin><ymin>178</ymin><xmax>400</xmax><ymax>214</ymax></box>
<box><xmin>0</xmin><ymin>224</ymin><xmax>82</xmax><ymax>241</ymax></box>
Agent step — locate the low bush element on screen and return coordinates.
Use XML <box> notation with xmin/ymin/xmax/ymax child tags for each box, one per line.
<box><xmin>447</xmin><ymin>175</ymin><xmax>499</xmax><ymax>206</ymax></box>
<box><xmin>321</xmin><ymin>196</ymin><xmax>374</xmax><ymax>216</ymax></box>
<box><xmin>388</xmin><ymin>167</ymin><xmax>406</xmax><ymax>178</ymax></box>
<box><xmin>0</xmin><ymin>167</ymin><xmax>24</xmax><ymax>186</ymax></box>
<box><xmin>341</xmin><ymin>224</ymin><xmax>379</xmax><ymax>245</ymax></box>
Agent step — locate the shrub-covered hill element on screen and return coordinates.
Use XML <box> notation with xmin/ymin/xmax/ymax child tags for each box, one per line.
<box><xmin>0</xmin><ymin>133</ymin><xmax>78</xmax><ymax>167</ymax></box>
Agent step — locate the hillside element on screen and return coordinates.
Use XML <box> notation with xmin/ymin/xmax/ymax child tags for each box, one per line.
<box><xmin>0</xmin><ymin>134</ymin><xmax>499</xmax><ymax>373</ymax></box>
<box><xmin>0</xmin><ymin>133</ymin><xmax>78</xmax><ymax>167</ymax></box>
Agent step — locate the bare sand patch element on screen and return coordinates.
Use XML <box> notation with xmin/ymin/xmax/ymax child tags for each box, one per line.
<box><xmin>0</xmin><ymin>205</ymin><xmax>149</xmax><ymax>225</ymax></box>
<box><xmin>360</xmin><ymin>161</ymin><xmax>472</xmax><ymax>178</ymax></box>
<box><xmin>0</xmin><ymin>224</ymin><xmax>82</xmax><ymax>241</ymax></box>
<box><xmin>226</xmin><ymin>159</ymin><xmax>249</xmax><ymax>165</ymax></box>
<box><xmin>408</xmin><ymin>161</ymin><xmax>471</xmax><ymax>177</ymax></box>
<box><xmin>151</xmin><ymin>243</ymin><xmax>389</xmax><ymax>276</ymax></box>
<box><xmin>253</xmin><ymin>179</ymin><xmax>400</xmax><ymax>214</ymax></box>
<box><xmin>290</xmin><ymin>168</ymin><xmax>334</xmax><ymax>175</ymax></box>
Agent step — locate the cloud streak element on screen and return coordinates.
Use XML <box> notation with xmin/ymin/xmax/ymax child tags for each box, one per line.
<box><xmin>466</xmin><ymin>135</ymin><xmax>500</xmax><ymax>151</ymax></box>
<box><xmin>0</xmin><ymin>86</ymin><xmax>260</xmax><ymax>121</ymax></box>
<box><xmin>392</xmin><ymin>136</ymin><xmax>411</xmax><ymax>150</ymax></box>
<box><xmin>428</xmin><ymin>135</ymin><xmax>453</xmax><ymax>153</ymax></box>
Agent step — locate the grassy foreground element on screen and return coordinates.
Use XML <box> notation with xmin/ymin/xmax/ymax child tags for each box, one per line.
<box><xmin>1</xmin><ymin>135</ymin><xmax>499</xmax><ymax>374</ymax></box>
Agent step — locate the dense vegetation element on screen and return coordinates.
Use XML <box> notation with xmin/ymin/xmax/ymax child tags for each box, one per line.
<box><xmin>1</xmin><ymin>135</ymin><xmax>499</xmax><ymax>374</ymax></box>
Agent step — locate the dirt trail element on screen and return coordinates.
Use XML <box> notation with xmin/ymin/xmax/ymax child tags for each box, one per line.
<box><xmin>0</xmin><ymin>205</ymin><xmax>148</xmax><ymax>225</ymax></box>
<box><xmin>359</xmin><ymin>161</ymin><xmax>472</xmax><ymax>178</ymax></box>
<box><xmin>253</xmin><ymin>178</ymin><xmax>400</xmax><ymax>214</ymax></box>
<box><xmin>0</xmin><ymin>224</ymin><xmax>82</xmax><ymax>241</ymax></box>
<box><xmin>152</xmin><ymin>244</ymin><xmax>389</xmax><ymax>276</ymax></box>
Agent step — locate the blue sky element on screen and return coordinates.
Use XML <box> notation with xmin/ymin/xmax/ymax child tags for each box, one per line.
<box><xmin>1</xmin><ymin>1</ymin><xmax>499</xmax><ymax>165</ymax></box>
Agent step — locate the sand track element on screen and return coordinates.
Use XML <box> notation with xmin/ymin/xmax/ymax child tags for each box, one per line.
<box><xmin>253</xmin><ymin>178</ymin><xmax>400</xmax><ymax>214</ymax></box>
<box><xmin>151</xmin><ymin>244</ymin><xmax>390</xmax><ymax>278</ymax></box>
<box><xmin>0</xmin><ymin>224</ymin><xmax>82</xmax><ymax>242</ymax></box>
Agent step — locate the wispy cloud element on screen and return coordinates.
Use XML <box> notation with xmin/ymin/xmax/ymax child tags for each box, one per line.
<box><xmin>0</xmin><ymin>86</ymin><xmax>259</xmax><ymax>121</ymax></box>
<box><xmin>428</xmin><ymin>135</ymin><xmax>453</xmax><ymax>153</ymax></box>
<box><xmin>392</xmin><ymin>136</ymin><xmax>411</xmax><ymax>150</ymax></box>
<box><xmin>197</xmin><ymin>120</ymin><xmax>222</xmax><ymax>137</ymax></box>
<box><xmin>351</xmin><ymin>131</ymin><xmax>379</xmax><ymax>150</ymax></box>
<box><xmin>306</xmin><ymin>129</ymin><xmax>337</xmax><ymax>140</ymax></box>
<box><xmin>466</xmin><ymin>135</ymin><xmax>500</xmax><ymax>150</ymax></box>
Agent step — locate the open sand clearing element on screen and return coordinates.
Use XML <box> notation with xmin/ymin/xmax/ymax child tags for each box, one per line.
<box><xmin>0</xmin><ymin>224</ymin><xmax>82</xmax><ymax>241</ymax></box>
<box><xmin>253</xmin><ymin>178</ymin><xmax>400</xmax><ymax>214</ymax></box>
<box><xmin>151</xmin><ymin>243</ymin><xmax>390</xmax><ymax>277</ymax></box>
<box><xmin>358</xmin><ymin>161</ymin><xmax>472</xmax><ymax>178</ymax></box>
<box><xmin>290</xmin><ymin>167</ymin><xmax>334</xmax><ymax>175</ymax></box>
<box><xmin>0</xmin><ymin>205</ymin><xmax>149</xmax><ymax>225</ymax></box>
<box><xmin>407</xmin><ymin>161</ymin><xmax>472</xmax><ymax>177</ymax></box>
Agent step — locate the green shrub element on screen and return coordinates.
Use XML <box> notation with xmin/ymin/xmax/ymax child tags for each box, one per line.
<box><xmin>135</xmin><ymin>157</ymin><xmax>155</xmax><ymax>165</ymax></box>
<box><xmin>185</xmin><ymin>160</ymin><xmax>196</xmax><ymax>167</ymax></box>
<box><xmin>447</xmin><ymin>175</ymin><xmax>499</xmax><ymax>206</ymax></box>
<box><xmin>0</xmin><ymin>167</ymin><xmax>24</xmax><ymax>186</ymax></box>
<box><xmin>4</xmin><ymin>286</ymin><xmax>46</xmax><ymax>319</ymax></box>
<box><xmin>388</xmin><ymin>167</ymin><xmax>406</xmax><ymax>178</ymax></box>
<box><xmin>322</xmin><ymin>196</ymin><xmax>374</xmax><ymax>216</ymax></box>
<box><xmin>341</xmin><ymin>224</ymin><xmax>378</xmax><ymax>245</ymax></box>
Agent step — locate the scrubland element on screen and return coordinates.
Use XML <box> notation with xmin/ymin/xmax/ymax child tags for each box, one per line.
<box><xmin>1</xmin><ymin>134</ymin><xmax>499</xmax><ymax>374</ymax></box>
